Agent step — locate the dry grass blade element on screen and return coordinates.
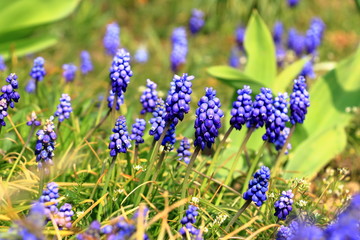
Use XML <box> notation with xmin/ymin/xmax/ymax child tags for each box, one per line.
<box><xmin>6</xmin><ymin>115</ymin><xmax>25</xmax><ymax>145</ymax></box>
<box><xmin>146</xmin><ymin>199</ymin><xmax>188</xmax><ymax>227</ymax></box>
<box><xmin>244</xmin><ymin>224</ymin><xmax>279</xmax><ymax>240</ymax></box>
<box><xmin>221</xmin><ymin>216</ymin><xmax>259</xmax><ymax>240</ymax></box>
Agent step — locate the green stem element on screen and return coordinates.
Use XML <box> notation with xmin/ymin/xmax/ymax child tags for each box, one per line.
<box><xmin>200</xmin><ymin>126</ymin><xmax>234</xmax><ymax>193</ymax></box>
<box><xmin>215</xmin><ymin>128</ymin><xmax>254</xmax><ymax>206</ymax></box>
<box><xmin>146</xmin><ymin>150</ymin><xmax>167</xmax><ymax>199</ymax></box>
<box><xmin>133</xmin><ymin>144</ymin><xmax>139</xmax><ymax>165</ymax></box>
<box><xmin>38</xmin><ymin>168</ymin><xmax>45</xmax><ymax>197</ymax></box>
<box><xmin>272</xmin><ymin>125</ymin><xmax>296</xmax><ymax>177</ymax></box>
<box><xmin>97</xmin><ymin>156</ymin><xmax>116</xmax><ymax>221</ymax></box>
<box><xmin>7</xmin><ymin>125</ymin><xmax>35</xmax><ymax>182</ymax></box>
<box><xmin>180</xmin><ymin>146</ymin><xmax>201</xmax><ymax>214</ymax></box>
<box><xmin>225</xmin><ymin>199</ymin><xmax>252</xmax><ymax>232</ymax></box>
<box><xmin>84</xmin><ymin>109</ymin><xmax>111</xmax><ymax>140</ymax></box>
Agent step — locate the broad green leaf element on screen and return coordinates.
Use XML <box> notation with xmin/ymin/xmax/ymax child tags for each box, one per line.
<box><xmin>0</xmin><ymin>0</ymin><xmax>80</xmax><ymax>34</ymax></box>
<box><xmin>285</xmin><ymin>126</ymin><xmax>346</xmax><ymax>179</ymax></box>
<box><xmin>273</xmin><ymin>57</ymin><xmax>309</xmax><ymax>92</ymax></box>
<box><xmin>0</xmin><ymin>35</ymin><xmax>57</xmax><ymax>59</ymax></box>
<box><xmin>244</xmin><ymin>10</ymin><xmax>276</xmax><ymax>87</ymax></box>
<box><xmin>207</xmin><ymin>65</ymin><xmax>264</xmax><ymax>90</ymax></box>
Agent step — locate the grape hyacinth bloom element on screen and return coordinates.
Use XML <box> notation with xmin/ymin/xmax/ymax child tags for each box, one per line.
<box><xmin>35</xmin><ymin>117</ymin><xmax>57</xmax><ymax>171</ymax></box>
<box><xmin>134</xmin><ymin>46</ymin><xmax>149</xmax><ymax>63</ymax></box>
<box><xmin>130</xmin><ymin>118</ymin><xmax>146</xmax><ymax>145</ymax></box>
<box><xmin>189</xmin><ymin>9</ymin><xmax>205</xmax><ymax>35</ymax></box>
<box><xmin>263</xmin><ymin>92</ymin><xmax>289</xmax><ymax>143</ymax></box>
<box><xmin>276</xmin><ymin>225</ymin><xmax>292</xmax><ymax>240</ymax></box>
<box><xmin>0</xmin><ymin>55</ymin><xmax>6</xmax><ymax>71</ymax></box>
<box><xmin>247</xmin><ymin>88</ymin><xmax>274</xmax><ymax>129</ymax></box>
<box><xmin>287</xmin><ymin>0</ymin><xmax>300</xmax><ymax>7</ymax></box>
<box><xmin>235</xmin><ymin>26</ymin><xmax>246</xmax><ymax>50</ymax></box>
<box><xmin>274</xmin><ymin>127</ymin><xmax>292</xmax><ymax>154</ymax></box>
<box><xmin>300</xmin><ymin>60</ymin><xmax>315</xmax><ymax>79</ymax></box>
<box><xmin>140</xmin><ymin>79</ymin><xmax>158</xmax><ymax>115</ymax></box>
<box><xmin>77</xmin><ymin>221</ymin><xmax>101</xmax><ymax>240</ymax></box>
<box><xmin>243</xmin><ymin>166</ymin><xmax>271</xmax><ymax>206</ymax></box>
<box><xmin>62</xmin><ymin>64</ymin><xmax>77</xmax><ymax>82</ymax></box>
<box><xmin>107</xmin><ymin>90</ymin><xmax>124</xmax><ymax>111</ymax></box>
<box><xmin>290</xmin><ymin>76</ymin><xmax>310</xmax><ymax>124</ymax></box>
<box><xmin>165</xmin><ymin>73</ymin><xmax>194</xmax><ymax>125</ymax></box>
<box><xmin>103</xmin><ymin>22</ymin><xmax>120</xmax><ymax>56</ymax></box>
<box><xmin>0</xmin><ymin>99</ymin><xmax>8</xmax><ymax>127</ymax></box>
<box><xmin>274</xmin><ymin>190</ymin><xmax>294</xmax><ymax>220</ymax></box>
<box><xmin>177</xmin><ymin>137</ymin><xmax>191</xmax><ymax>164</ymax></box>
<box><xmin>27</xmin><ymin>111</ymin><xmax>41</xmax><ymax>127</ymax></box>
<box><xmin>170</xmin><ymin>27</ymin><xmax>188</xmax><ymax>72</ymax></box>
<box><xmin>161</xmin><ymin>123</ymin><xmax>176</xmax><ymax>151</ymax></box>
<box><xmin>179</xmin><ymin>205</ymin><xmax>202</xmax><ymax>239</ymax></box>
<box><xmin>230</xmin><ymin>85</ymin><xmax>253</xmax><ymax>130</ymax></box>
<box><xmin>25</xmin><ymin>79</ymin><xmax>36</xmax><ymax>93</ymax></box>
<box><xmin>310</xmin><ymin>17</ymin><xmax>325</xmax><ymax>40</ymax></box>
<box><xmin>277</xmin><ymin>219</ymin><xmax>325</xmax><ymax>240</ymax></box>
<box><xmin>109</xmin><ymin>116</ymin><xmax>131</xmax><ymax>157</ymax></box>
<box><xmin>29</xmin><ymin>57</ymin><xmax>46</xmax><ymax>82</ymax></box>
<box><xmin>54</xmin><ymin>203</ymin><xmax>74</xmax><ymax>229</ymax></box>
<box><xmin>273</xmin><ymin>21</ymin><xmax>284</xmax><ymax>45</ymax></box>
<box><xmin>149</xmin><ymin>99</ymin><xmax>166</xmax><ymax>141</ymax></box>
<box><xmin>276</xmin><ymin>45</ymin><xmax>286</xmax><ymax>67</ymax></box>
<box><xmin>287</xmin><ymin>29</ymin><xmax>305</xmax><ymax>57</ymax></box>
<box><xmin>80</xmin><ymin>51</ymin><xmax>93</xmax><ymax>75</ymax></box>
<box><xmin>194</xmin><ymin>88</ymin><xmax>224</xmax><ymax>150</ymax></box>
<box><xmin>54</xmin><ymin>94</ymin><xmax>72</xmax><ymax>122</ymax></box>
<box><xmin>109</xmin><ymin>48</ymin><xmax>133</xmax><ymax>97</ymax></box>
<box><xmin>39</xmin><ymin>182</ymin><xmax>60</xmax><ymax>216</ymax></box>
<box><xmin>229</xmin><ymin>47</ymin><xmax>240</xmax><ymax>68</ymax></box>
<box><xmin>1</xmin><ymin>73</ymin><xmax>20</xmax><ymax>108</ymax></box>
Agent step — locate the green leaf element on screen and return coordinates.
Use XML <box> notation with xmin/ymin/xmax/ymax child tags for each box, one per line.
<box><xmin>207</xmin><ymin>65</ymin><xmax>264</xmax><ymax>90</ymax></box>
<box><xmin>0</xmin><ymin>0</ymin><xmax>80</xmax><ymax>35</ymax></box>
<box><xmin>244</xmin><ymin>10</ymin><xmax>276</xmax><ymax>87</ymax></box>
<box><xmin>273</xmin><ymin>57</ymin><xmax>309</xmax><ymax>93</ymax></box>
<box><xmin>285</xmin><ymin>126</ymin><xmax>346</xmax><ymax>179</ymax></box>
<box><xmin>0</xmin><ymin>35</ymin><xmax>58</xmax><ymax>59</ymax></box>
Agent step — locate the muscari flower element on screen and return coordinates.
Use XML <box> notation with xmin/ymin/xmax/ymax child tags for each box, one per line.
<box><xmin>235</xmin><ymin>26</ymin><xmax>246</xmax><ymax>50</ymax></box>
<box><xmin>1</xmin><ymin>73</ymin><xmax>20</xmax><ymax>108</ymax></box>
<box><xmin>35</xmin><ymin>117</ymin><xmax>57</xmax><ymax>171</ymax></box>
<box><xmin>243</xmin><ymin>166</ymin><xmax>271</xmax><ymax>206</ymax></box>
<box><xmin>130</xmin><ymin>118</ymin><xmax>146</xmax><ymax>145</ymax></box>
<box><xmin>189</xmin><ymin>9</ymin><xmax>205</xmax><ymax>35</ymax></box>
<box><xmin>290</xmin><ymin>76</ymin><xmax>310</xmax><ymax>124</ymax></box>
<box><xmin>274</xmin><ymin>127</ymin><xmax>292</xmax><ymax>154</ymax></box>
<box><xmin>54</xmin><ymin>94</ymin><xmax>72</xmax><ymax>122</ymax></box>
<box><xmin>25</xmin><ymin>79</ymin><xmax>36</xmax><ymax>93</ymax></box>
<box><xmin>276</xmin><ymin>45</ymin><xmax>286</xmax><ymax>67</ymax></box>
<box><xmin>230</xmin><ymin>85</ymin><xmax>253</xmax><ymax>130</ymax></box>
<box><xmin>103</xmin><ymin>22</ymin><xmax>120</xmax><ymax>56</ymax></box>
<box><xmin>274</xmin><ymin>190</ymin><xmax>294</xmax><ymax>220</ymax></box>
<box><xmin>39</xmin><ymin>182</ymin><xmax>59</xmax><ymax>216</ymax></box>
<box><xmin>149</xmin><ymin>99</ymin><xmax>166</xmax><ymax>141</ymax></box>
<box><xmin>140</xmin><ymin>79</ymin><xmax>158</xmax><ymax>115</ymax></box>
<box><xmin>109</xmin><ymin>116</ymin><xmax>131</xmax><ymax>157</ymax></box>
<box><xmin>0</xmin><ymin>99</ymin><xmax>8</xmax><ymax>127</ymax></box>
<box><xmin>287</xmin><ymin>0</ymin><xmax>300</xmax><ymax>8</ymax></box>
<box><xmin>179</xmin><ymin>205</ymin><xmax>203</xmax><ymax>239</ymax></box>
<box><xmin>107</xmin><ymin>90</ymin><xmax>124</xmax><ymax>111</ymax></box>
<box><xmin>247</xmin><ymin>88</ymin><xmax>273</xmax><ymax>129</ymax></box>
<box><xmin>29</xmin><ymin>57</ymin><xmax>46</xmax><ymax>82</ymax></box>
<box><xmin>300</xmin><ymin>60</ymin><xmax>315</xmax><ymax>79</ymax></box>
<box><xmin>165</xmin><ymin>73</ymin><xmax>194</xmax><ymax>125</ymax></box>
<box><xmin>80</xmin><ymin>51</ymin><xmax>93</xmax><ymax>75</ymax></box>
<box><xmin>54</xmin><ymin>203</ymin><xmax>74</xmax><ymax>229</ymax></box>
<box><xmin>194</xmin><ymin>88</ymin><xmax>223</xmax><ymax>150</ymax></box>
<box><xmin>277</xmin><ymin>225</ymin><xmax>293</xmax><ymax>240</ymax></box>
<box><xmin>229</xmin><ymin>47</ymin><xmax>240</xmax><ymax>68</ymax></box>
<box><xmin>277</xmin><ymin>219</ymin><xmax>325</xmax><ymax>240</ymax></box>
<box><xmin>177</xmin><ymin>137</ymin><xmax>191</xmax><ymax>164</ymax></box>
<box><xmin>134</xmin><ymin>46</ymin><xmax>149</xmax><ymax>63</ymax></box>
<box><xmin>0</xmin><ymin>55</ymin><xmax>6</xmax><ymax>71</ymax></box>
<box><xmin>287</xmin><ymin>29</ymin><xmax>305</xmax><ymax>57</ymax></box>
<box><xmin>109</xmin><ymin>48</ymin><xmax>133</xmax><ymax>97</ymax></box>
<box><xmin>62</xmin><ymin>64</ymin><xmax>77</xmax><ymax>82</ymax></box>
<box><xmin>273</xmin><ymin>21</ymin><xmax>284</xmax><ymax>45</ymax></box>
<box><xmin>77</xmin><ymin>221</ymin><xmax>101</xmax><ymax>240</ymax></box>
<box><xmin>263</xmin><ymin>92</ymin><xmax>290</xmax><ymax>143</ymax></box>
<box><xmin>310</xmin><ymin>17</ymin><xmax>325</xmax><ymax>40</ymax></box>
<box><xmin>161</xmin><ymin>123</ymin><xmax>176</xmax><ymax>151</ymax></box>
<box><xmin>27</xmin><ymin>111</ymin><xmax>41</xmax><ymax>127</ymax></box>
<box><xmin>170</xmin><ymin>27</ymin><xmax>188</xmax><ymax>72</ymax></box>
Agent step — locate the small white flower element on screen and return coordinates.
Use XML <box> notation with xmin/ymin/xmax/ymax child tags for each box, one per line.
<box><xmin>201</xmin><ymin>227</ymin><xmax>209</xmax><ymax>233</ymax></box>
<box><xmin>296</xmin><ymin>200</ymin><xmax>307</xmax><ymax>208</ymax></box>
<box><xmin>213</xmin><ymin>213</ymin><xmax>228</xmax><ymax>225</ymax></box>
<box><xmin>191</xmin><ymin>197</ymin><xmax>199</xmax><ymax>204</ymax></box>
<box><xmin>133</xmin><ymin>165</ymin><xmax>143</xmax><ymax>171</ymax></box>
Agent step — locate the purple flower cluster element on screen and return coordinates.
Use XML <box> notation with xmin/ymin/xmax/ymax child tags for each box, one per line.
<box><xmin>230</xmin><ymin>85</ymin><xmax>253</xmax><ymax>130</ymax></box>
<box><xmin>62</xmin><ymin>64</ymin><xmax>77</xmax><ymax>82</ymax></box>
<box><xmin>54</xmin><ymin>203</ymin><xmax>74</xmax><ymax>229</ymax></box>
<box><xmin>109</xmin><ymin>48</ymin><xmax>133</xmax><ymax>97</ymax></box>
<box><xmin>247</xmin><ymin>88</ymin><xmax>273</xmax><ymax>129</ymax></box>
<box><xmin>109</xmin><ymin>116</ymin><xmax>131</xmax><ymax>157</ymax></box>
<box><xmin>103</xmin><ymin>22</ymin><xmax>120</xmax><ymax>56</ymax></box>
<box><xmin>177</xmin><ymin>137</ymin><xmax>191</xmax><ymax>164</ymax></box>
<box><xmin>243</xmin><ymin>166</ymin><xmax>271</xmax><ymax>206</ymax></box>
<box><xmin>107</xmin><ymin>90</ymin><xmax>124</xmax><ymax>111</ymax></box>
<box><xmin>290</xmin><ymin>76</ymin><xmax>310</xmax><ymax>125</ymax></box>
<box><xmin>235</xmin><ymin>26</ymin><xmax>246</xmax><ymax>50</ymax></box>
<box><xmin>149</xmin><ymin>99</ymin><xmax>166</xmax><ymax>141</ymax></box>
<box><xmin>274</xmin><ymin>190</ymin><xmax>294</xmax><ymax>220</ymax></box>
<box><xmin>140</xmin><ymin>79</ymin><xmax>158</xmax><ymax>115</ymax></box>
<box><xmin>179</xmin><ymin>205</ymin><xmax>203</xmax><ymax>239</ymax></box>
<box><xmin>130</xmin><ymin>118</ymin><xmax>146</xmax><ymax>145</ymax></box>
<box><xmin>194</xmin><ymin>88</ymin><xmax>224</xmax><ymax>150</ymax></box>
<box><xmin>80</xmin><ymin>51</ymin><xmax>93</xmax><ymax>75</ymax></box>
<box><xmin>305</xmin><ymin>18</ymin><xmax>325</xmax><ymax>55</ymax></box>
<box><xmin>300</xmin><ymin>60</ymin><xmax>315</xmax><ymax>79</ymax></box>
<box><xmin>287</xmin><ymin>28</ymin><xmax>305</xmax><ymax>57</ymax></box>
<box><xmin>0</xmin><ymin>55</ymin><xmax>6</xmax><ymax>71</ymax></box>
<box><xmin>229</xmin><ymin>47</ymin><xmax>240</xmax><ymax>68</ymax></box>
<box><xmin>1</xmin><ymin>73</ymin><xmax>20</xmax><ymax>109</ymax></box>
<box><xmin>134</xmin><ymin>46</ymin><xmax>149</xmax><ymax>63</ymax></box>
<box><xmin>77</xmin><ymin>221</ymin><xmax>101</xmax><ymax>240</ymax></box>
<box><xmin>27</xmin><ymin>111</ymin><xmax>41</xmax><ymax>127</ymax></box>
<box><xmin>54</xmin><ymin>93</ymin><xmax>73</xmax><ymax>122</ymax></box>
<box><xmin>273</xmin><ymin>21</ymin><xmax>284</xmax><ymax>45</ymax></box>
<box><xmin>0</xmin><ymin>99</ymin><xmax>8</xmax><ymax>127</ymax></box>
<box><xmin>189</xmin><ymin>9</ymin><xmax>205</xmax><ymax>35</ymax></box>
<box><xmin>287</xmin><ymin>0</ymin><xmax>300</xmax><ymax>8</ymax></box>
<box><xmin>161</xmin><ymin>123</ymin><xmax>176</xmax><ymax>151</ymax></box>
<box><xmin>29</xmin><ymin>57</ymin><xmax>46</xmax><ymax>82</ymax></box>
<box><xmin>39</xmin><ymin>182</ymin><xmax>60</xmax><ymax>215</ymax></box>
<box><xmin>165</xmin><ymin>73</ymin><xmax>193</xmax><ymax>125</ymax></box>
<box><xmin>35</xmin><ymin>117</ymin><xmax>57</xmax><ymax>171</ymax></box>
<box><xmin>274</xmin><ymin>127</ymin><xmax>292</xmax><ymax>154</ymax></box>
<box><xmin>170</xmin><ymin>27</ymin><xmax>188</xmax><ymax>72</ymax></box>
<box><xmin>277</xmin><ymin>220</ymin><xmax>324</xmax><ymax>240</ymax></box>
